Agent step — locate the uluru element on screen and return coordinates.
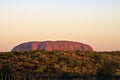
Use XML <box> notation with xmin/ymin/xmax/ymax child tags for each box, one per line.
<box><xmin>11</xmin><ymin>41</ymin><xmax>93</xmax><ymax>52</ymax></box>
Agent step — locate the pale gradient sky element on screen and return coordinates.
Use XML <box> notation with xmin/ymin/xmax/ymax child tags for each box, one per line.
<box><xmin>0</xmin><ymin>0</ymin><xmax>120</xmax><ymax>52</ymax></box>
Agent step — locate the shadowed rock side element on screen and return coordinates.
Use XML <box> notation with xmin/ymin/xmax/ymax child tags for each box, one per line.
<box><xmin>11</xmin><ymin>41</ymin><xmax>93</xmax><ymax>52</ymax></box>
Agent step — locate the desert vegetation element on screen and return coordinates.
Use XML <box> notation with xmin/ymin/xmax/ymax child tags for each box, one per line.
<box><xmin>0</xmin><ymin>50</ymin><xmax>120</xmax><ymax>80</ymax></box>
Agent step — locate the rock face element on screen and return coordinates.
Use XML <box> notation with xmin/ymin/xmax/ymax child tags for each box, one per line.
<box><xmin>11</xmin><ymin>41</ymin><xmax>93</xmax><ymax>52</ymax></box>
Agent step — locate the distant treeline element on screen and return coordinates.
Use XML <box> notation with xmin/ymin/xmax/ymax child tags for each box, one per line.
<box><xmin>0</xmin><ymin>50</ymin><xmax>120</xmax><ymax>80</ymax></box>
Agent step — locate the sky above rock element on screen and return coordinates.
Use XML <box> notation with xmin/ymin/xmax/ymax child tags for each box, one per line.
<box><xmin>0</xmin><ymin>0</ymin><xmax>120</xmax><ymax>51</ymax></box>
